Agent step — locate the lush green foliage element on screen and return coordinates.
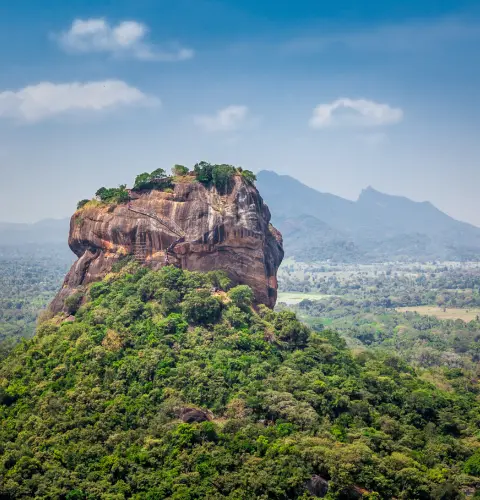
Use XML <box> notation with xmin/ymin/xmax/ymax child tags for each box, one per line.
<box><xmin>95</xmin><ymin>185</ymin><xmax>129</xmax><ymax>204</ymax></box>
<box><xmin>193</xmin><ymin>161</ymin><xmax>239</xmax><ymax>194</ymax></box>
<box><xmin>0</xmin><ymin>265</ymin><xmax>479</xmax><ymax>498</ymax></box>
<box><xmin>279</xmin><ymin>261</ymin><xmax>480</xmax><ymax>371</ymax></box>
<box><xmin>133</xmin><ymin>169</ymin><xmax>173</xmax><ymax>191</ymax></box>
<box><xmin>228</xmin><ymin>285</ymin><xmax>254</xmax><ymax>310</ymax></box>
<box><xmin>240</xmin><ymin>169</ymin><xmax>257</xmax><ymax>184</ymax></box>
<box><xmin>193</xmin><ymin>161</ymin><xmax>215</xmax><ymax>184</ymax></box>
<box><xmin>76</xmin><ymin>199</ymin><xmax>90</xmax><ymax>210</ymax></box>
<box><xmin>87</xmin><ymin>162</ymin><xmax>255</xmax><ymax>207</ymax></box>
<box><xmin>465</xmin><ymin>451</ymin><xmax>480</xmax><ymax>476</ymax></box>
<box><xmin>280</xmin><ymin>261</ymin><xmax>480</xmax><ymax>309</ymax></box>
<box><xmin>171</xmin><ymin>164</ymin><xmax>189</xmax><ymax>176</ymax></box>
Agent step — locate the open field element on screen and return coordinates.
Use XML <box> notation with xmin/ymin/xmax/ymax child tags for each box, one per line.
<box><xmin>277</xmin><ymin>291</ymin><xmax>332</xmax><ymax>305</ymax></box>
<box><xmin>396</xmin><ymin>306</ymin><xmax>480</xmax><ymax>322</ymax></box>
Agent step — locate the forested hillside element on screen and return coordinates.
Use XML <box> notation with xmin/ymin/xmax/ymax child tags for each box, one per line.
<box><xmin>0</xmin><ymin>263</ymin><xmax>479</xmax><ymax>498</ymax></box>
<box><xmin>0</xmin><ymin>245</ymin><xmax>73</xmax><ymax>355</ymax></box>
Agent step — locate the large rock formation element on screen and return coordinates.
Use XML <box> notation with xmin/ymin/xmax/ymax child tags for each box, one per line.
<box><xmin>50</xmin><ymin>174</ymin><xmax>283</xmax><ymax>312</ymax></box>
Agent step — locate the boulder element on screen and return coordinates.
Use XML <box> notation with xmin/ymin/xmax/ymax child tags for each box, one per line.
<box><xmin>50</xmin><ymin>175</ymin><xmax>283</xmax><ymax>313</ymax></box>
<box><xmin>180</xmin><ymin>407</ymin><xmax>211</xmax><ymax>424</ymax></box>
<box><xmin>306</xmin><ymin>475</ymin><xmax>329</xmax><ymax>497</ymax></box>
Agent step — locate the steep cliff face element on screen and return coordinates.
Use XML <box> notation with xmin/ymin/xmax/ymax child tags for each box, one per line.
<box><xmin>50</xmin><ymin>175</ymin><xmax>283</xmax><ymax>312</ymax></box>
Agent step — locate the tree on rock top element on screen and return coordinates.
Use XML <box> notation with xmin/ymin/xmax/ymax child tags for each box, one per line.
<box><xmin>172</xmin><ymin>164</ymin><xmax>189</xmax><ymax>176</ymax></box>
<box><xmin>133</xmin><ymin>168</ymin><xmax>171</xmax><ymax>191</ymax></box>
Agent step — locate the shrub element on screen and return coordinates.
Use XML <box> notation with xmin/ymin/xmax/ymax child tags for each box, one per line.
<box><xmin>205</xmin><ymin>271</ymin><xmax>231</xmax><ymax>291</ymax></box>
<box><xmin>223</xmin><ymin>306</ymin><xmax>249</xmax><ymax>328</ymax></box>
<box><xmin>111</xmin><ymin>256</ymin><xmax>134</xmax><ymax>273</ymax></box>
<box><xmin>90</xmin><ymin>282</ymin><xmax>110</xmax><ymax>300</ymax></box>
<box><xmin>76</xmin><ymin>199</ymin><xmax>90</xmax><ymax>210</ymax></box>
<box><xmin>464</xmin><ymin>451</ymin><xmax>480</xmax><ymax>476</ymax></box>
<box><xmin>65</xmin><ymin>292</ymin><xmax>83</xmax><ymax>315</ymax></box>
<box><xmin>273</xmin><ymin>310</ymin><xmax>310</xmax><ymax>347</ymax></box>
<box><xmin>133</xmin><ymin>169</ymin><xmax>171</xmax><ymax>191</ymax></box>
<box><xmin>193</xmin><ymin>162</ymin><xmax>237</xmax><ymax>194</ymax></box>
<box><xmin>181</xmin><ymin>290</ymin><xmax>222</xmax><ymax>325</ymax></box>
<box><xmin>228</xmin><ymin>285</ymin><xmax>254</xmax><ymax>310</ymax></box>
<box><xmin>241</xmin><ymin>169</ymin><xmax>257</xmax><ymax>184</ymax></box>
<box><xmin>95</xmin><ymin>185</ymin><xmax>129</xmax><ymax>204</ymax></box>
<box><xmin>212</xmin><ymin>164</ymin><xmax>236</xmax><ymax>194</ymax></box>
<box><xmin>172</xmin><ymin>164</ymin><xmax>189</xmax><ymax>176</ymax></box>
<box><xmin>193</xmin><ymin>161</ymin><xmax>214</xmax><ymax>184</ymax></box>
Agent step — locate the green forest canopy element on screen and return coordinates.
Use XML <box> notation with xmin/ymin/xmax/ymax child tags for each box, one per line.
<box><xmin>0</xmin><ymin>263</ymin><xmax>479</xmax><ymax>498</ymax></box>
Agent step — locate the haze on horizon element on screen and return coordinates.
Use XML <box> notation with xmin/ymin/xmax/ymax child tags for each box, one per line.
<box><xmin>0</xmin><ymin>0</ymin><xmax>479</xmax><ymax>226</ymax></box>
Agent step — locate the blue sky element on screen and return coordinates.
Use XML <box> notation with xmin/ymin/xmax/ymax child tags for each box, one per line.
<box><xmin>0</xmin><ymin>0</ymin><xmax>479</xmax><ymax>225</ymax></box>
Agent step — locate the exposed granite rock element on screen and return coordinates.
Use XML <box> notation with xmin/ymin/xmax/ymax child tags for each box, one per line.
<box><xmin>50</xmin><ymin>175</ymin><xmax>283</xmax><ymax>313</ymax></box>
<box><xmin>180</xmin><ymin>407</ymin><xmax>212</xmax><ymax>424</ymax></box>
<box><xmin>306</xmin><ymin>475</ymin><xmax>329</xmax><ymax>497</ymax></box>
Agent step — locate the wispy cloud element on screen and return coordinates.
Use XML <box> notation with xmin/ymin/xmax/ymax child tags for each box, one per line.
<box><xmin>285</xmin><ymin>17</ymin><xmax>480</xmax><ymax>54</ymax></box>
<box><xmin>309</xmin><ymin>98</ymin><xmax>403</xmax><ymax>129</ymax></box>
<box><xmin>194</xmin><ymin>105</ymin><xmax>249</xmax><ymax>132</ymax></box>
<box><xmin>0</xmin><ymin>80</ymin><xmax>159</xmax><ymax>123</ymax></box>
<box><xmin>55</xmin><ymin>18</ymin><xmax>194</xmax><ymax>61</ymax></box>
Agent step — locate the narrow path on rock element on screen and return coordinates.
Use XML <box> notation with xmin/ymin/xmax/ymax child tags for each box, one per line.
<box><xmin>128</xmin><ymin>205</ymin><xmax>234</xmax><ymax>263</ymax></box>
<box><xmin>128</xmin><ymin>206</ymin><xmax>185</xmax><ymax>238</ymax></box>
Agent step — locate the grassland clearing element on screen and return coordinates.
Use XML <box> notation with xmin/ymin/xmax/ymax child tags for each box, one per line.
<box><xmin>396</xmin><ymin>306</ymin><xmax>480</xmax><ymax>322</ymax></box>
<box><xmin>277</xmin><ymin>291</ymin><xmax>333</xmax><ymax>305</ymax></box>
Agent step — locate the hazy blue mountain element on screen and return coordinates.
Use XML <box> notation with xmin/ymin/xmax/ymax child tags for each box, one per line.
<box><xmin>0</xmin><ymin>218</ymin><xmax>70</xmax><ymax>246</ymax></box>
<box><xmin>2</xmin><ymin>173</ymin><xmax>480</xmax><ymax>263</ymax></box>
<box><xmin>274</xmin><ymin>214</ymin><xmax>365</xmax><ymax>263</ymax></box>
<box><xmin>257</xmin><ymin>170</ymin><xmax>480</xmax><ymax>262</ymax></box>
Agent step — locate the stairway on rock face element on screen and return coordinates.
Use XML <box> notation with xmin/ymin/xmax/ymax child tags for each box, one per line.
<box><xmin>133</xmin><ymin>241</ymin><xmax>148</xmax><ymax>263</ymax></box>
<box><xmin>129</xmin><ymin>206</ymin><xmax>187</xmax><ymax>263</ymax></box>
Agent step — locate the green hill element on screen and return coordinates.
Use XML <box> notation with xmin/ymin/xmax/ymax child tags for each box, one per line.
<box><xmin>0</xmin><ymin>263</ymin><xmax>479</xmax><ymax>498</ymax></box>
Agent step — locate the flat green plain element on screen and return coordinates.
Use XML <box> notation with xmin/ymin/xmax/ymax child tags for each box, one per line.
<box><xmin>277</xmin><ymin>291</ymin><xmax>332</xmax><ymax>305</ymax></box>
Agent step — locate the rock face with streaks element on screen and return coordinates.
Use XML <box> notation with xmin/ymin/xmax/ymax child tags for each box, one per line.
<box><xmin>50</xmin><ymin>174</ymin><xmax>283</xmax><ymax>313</ymax></box>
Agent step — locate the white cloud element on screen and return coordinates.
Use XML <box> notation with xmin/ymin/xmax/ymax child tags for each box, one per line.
<box><xmin>56</xmin><ymin>18</ymin><xmax>194</xmax><ymax>61</ymax></box>
<box><xmin>309</xmin><ymin>98</ymin><xmax>403</xmax><ymax>129</ymax></box>
<box><xmin>0</xmin><ymin>80</ymin><xmax>159</xmax><ymax>123</ymax></box>
<box><xmin>194</xmin><ymin>105</ymin><xmax>249</xmax><ymax>132</ymax></box>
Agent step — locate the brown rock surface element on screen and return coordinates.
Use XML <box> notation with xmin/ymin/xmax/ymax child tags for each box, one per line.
<box><xmin>50</xmin><ymin>175</ymin><xmax>283</xmax><ymax>312</ymax></box>
<box><xmin>180</xmin><ymin>407</ymin><xmax>212</xmax><ymax>424</ymax></box>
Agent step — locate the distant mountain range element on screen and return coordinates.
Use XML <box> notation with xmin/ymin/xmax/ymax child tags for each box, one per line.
<box><xmin>257</xmin><ymin>170</ymin><xmax>480</xmax><ymax>262</ymax></box>
<box><xmin>2</xmin><ymin>173</ymin><xmax>480</xmax><ymax>263</ymax></box>
<box><xmin>0</xmin><ymin>218</ymin><xmax>70</xmax><ymax>246</ymax></box>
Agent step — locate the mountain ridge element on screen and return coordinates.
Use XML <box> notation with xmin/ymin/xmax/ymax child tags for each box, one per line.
<box><xmin>0</xmin><ymin>218</ymin><xmax>70</xmax><ymax>245</ymax></box>
<box><xmin>257</xmin><ymin>170</ymin><xmax>480</xmax><ymax>262</ymax></box>
<box><xmin>2</xmin><ymin>171</ymin><xmax>480</xmax><ymax>262</ymax></box>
